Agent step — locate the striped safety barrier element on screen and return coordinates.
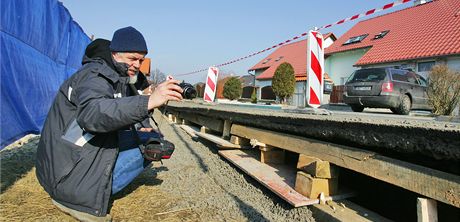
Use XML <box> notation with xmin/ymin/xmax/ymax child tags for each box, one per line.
<box><xmin>204</xmin><ymin>66</ymin><xmax>219</xmax><ymax>102</ymax></box>
<box><xmin>306</xmin><ymin>31</ymin><xmax>324</xmax><ymax>108</ymax></box>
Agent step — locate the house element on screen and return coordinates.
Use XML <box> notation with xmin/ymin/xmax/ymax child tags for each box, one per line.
<box><xmin>140</xmin><ymin>58</ymin><xmax>151</xmax><ymax>77</ymax></box>
<box><xmin>325</xmin><ymin>0</ymin><xmax>460</xmax><ymax>87</ymax></box>
<box><xmin>248</xmin><ymin>33</ymin><xmax>336</xmax><ymax>106</ymax></box>
<box><xmin>239</xmin><ymin>75</ymin><xmax>255</xmax><ymax>98</ymax></box>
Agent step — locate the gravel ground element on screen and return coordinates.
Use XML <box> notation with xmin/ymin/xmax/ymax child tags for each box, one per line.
<box><xmin>152</xmin><ymin>111</ymin><xmax>315</xmax><ymax>221</ymax></box>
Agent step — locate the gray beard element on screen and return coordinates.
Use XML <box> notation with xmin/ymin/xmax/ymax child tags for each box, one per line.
<box><xmin>129</xmin><ymin>74</ymin><xmax>138</xmax><ymax>84</ymax></box>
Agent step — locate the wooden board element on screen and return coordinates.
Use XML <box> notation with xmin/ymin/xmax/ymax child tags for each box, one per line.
<box><xmin>180</xmin><ymin>113</ymin><xmax>223</xmax><ymax>133</ymax></box>
<box><xmin>195</xmin><ymin>132</ymin><xmax>244</xmax><ymax>149</ymax></box>
<box><xmin>218</xmin><ymin>149</ymin><xmax>353</xmax><ymax>207</ymax></box>
<box><xmin>297</xmin><ymin>154</ymin><xmax>339</xmax><ymax>179</ymax></box>
<box><xmin>230</xmin><ymin>135</ymin><xmax>251</xmax><ymax>146</ymax></box>
<box><xmin>417</xmin><ymin>198</ymin><xmax>438</xmax><ymax>222</ymax></box>
<box><xmin>312</xmin><ymin>200</ymin><xmax>393</xmax><ymax>222</ymax></box>
<box><xmin>260</xmin><ymin>148</ymin><xmax>285</xmax><ymax>164</ymax></box>
<box><xmin>179</xmin><ymin>124</ymin><xmax>199</xmax><ymax>139</ymax></box>
<box><xmin>230</xmin><ymin>124</ymin><xmax>460</xmax><ymax>208</ymax></box>
<box><xmin>295</xmin><ymin>171</ymin><xmax>338</xmax><ymax>198</ymax></box>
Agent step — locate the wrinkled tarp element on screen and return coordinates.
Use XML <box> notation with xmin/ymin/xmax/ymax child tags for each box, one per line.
<box><xmin>1</xmin><ymin>0</ymin><xmax>90</xmax><ymax>149</ymax></box>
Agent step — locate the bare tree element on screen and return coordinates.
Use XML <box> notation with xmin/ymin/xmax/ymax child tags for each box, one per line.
<box><xmin>218</xmin><ymin>69</ymin><xmax>237</xmax><ymax>80</ymax></box>
<box><xmin>151</xmin><ymin>68</ymin><xmax>166</xmax><ymax>86</ymax></box>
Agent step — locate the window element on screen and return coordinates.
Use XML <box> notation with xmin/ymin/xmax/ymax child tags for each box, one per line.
<box><xmin>391</xmin><ymin>70</ymin><xmax>410</xmax><ymax>82</ymax></box>
<box><xmin>275</xmin><ymin>56</ymin><xmax>284</xmax><ymax>62</ymax></box>
<box><xmin>347</xmin><ymin>68</ymin><xmax>387</xmax><ymax>83</ymax></box>
<box><xmin>417</xmin><ymin>75</ymin><xmax>427</xmax><ymax>87</ymax></box>
<box><xmin>406</xmin><ymin>72</ymin><xmax>418</xmax><ymax>84</ymax></box>
<box><xmin>418</xmin><ymin>61</ymin><xmax>435</xmax><ymax>72</ymax></box>
<box><xmin>262</xmin><ymin>58</ymin><xmax>272</xmax><ymax>64</ymax></box>
<box><xmin>343</xmin><ymin>34</ymin><xmax>368</xmax><ymax>45</ymax></box>
<box><xmin>373</xmin><ymin>30</ymin><xmax>389</xmax><ymax>40</ymax></box>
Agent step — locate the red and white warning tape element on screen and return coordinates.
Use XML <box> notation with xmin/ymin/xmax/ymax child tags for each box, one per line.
<box><xmin>176</xmin><ymin>0</ymin><xmax>412</xmax><ymax>77</ymax></box>
<box><xmin>319</xmin><ymin>0</ymin><xmax>411</xmax><ymax>29</ymax></box>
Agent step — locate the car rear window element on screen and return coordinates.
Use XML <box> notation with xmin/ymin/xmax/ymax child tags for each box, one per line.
<box><xmin>347</xmin><ymin>68</ymin><xmax>387</xmax><ymax>83</ymax></box>
<box><xmin>392</xmin><ymin>71</ymin><xmax>410</xmax><ymax>82</ymax></box>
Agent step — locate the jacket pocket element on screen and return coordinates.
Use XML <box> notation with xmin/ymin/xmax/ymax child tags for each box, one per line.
<box><xmin>52</xmin><ymin>139</ymin><xmax>84</xmax><ymax>189</ymax></box>
<box><xmin>53</xmin><ymin>145</ymin><xmax>112</xmax><ymax>209</ymax></box>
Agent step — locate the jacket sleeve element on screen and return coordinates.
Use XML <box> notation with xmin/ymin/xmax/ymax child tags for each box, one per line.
<box><xmin>73</xmin><ymin>73</ymin><xmax>150</xmax><ymax>133</ymax></box>
<box><xmin>137</xmin><ymin>118</ymin><xmax>153</xmax><ymax>129</ymax></box>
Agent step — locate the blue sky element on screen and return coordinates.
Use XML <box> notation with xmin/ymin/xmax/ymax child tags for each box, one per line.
<box><xmin>60</xmin><ymin>0</ymin><xmax>413</xmax><ymax>84</ymax></box>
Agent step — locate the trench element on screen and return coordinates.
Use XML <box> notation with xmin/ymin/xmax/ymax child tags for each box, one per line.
<box><xmin>162</xmin><ymin>102</ymin><xmax>460</xmax><ymax>221</ymax></box>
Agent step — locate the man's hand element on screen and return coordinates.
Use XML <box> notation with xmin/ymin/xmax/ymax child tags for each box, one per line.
<box><xmin>138</xmin><ymin>127</ymin><xmax>153</xmax><ymax>132</ymax></box>
<box><xmin>142</xmin><ymin>85</ymin><xmax>153</xmax><ymax>95</ymax></box>
<box><xmin>148</xmin><ymin>79</ymin><xmax>183</xmax><ymax>110</ymax></box>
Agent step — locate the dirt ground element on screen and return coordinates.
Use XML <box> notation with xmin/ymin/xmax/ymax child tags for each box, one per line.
<box><xmin>0</xmin><ymin>112</ymin><xmax>315</xmax><ymax>221</ymax></box>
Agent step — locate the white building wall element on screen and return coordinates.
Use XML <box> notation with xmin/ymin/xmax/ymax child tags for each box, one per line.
<box><xmin>324</xmin><ymin>37</ymin><xmax>334</xmax><ymax>48</ymax></box>
<box><xmin>325</xmin><ymin>48</ymin><xmax>369</xmax><ymax>85</ymax></box>
<box><xmin>447</xmin><ymin>57</ymin><xmax>460</xmax><ymax>71</ymax></box>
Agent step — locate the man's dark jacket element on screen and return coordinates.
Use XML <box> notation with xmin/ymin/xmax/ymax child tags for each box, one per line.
<box><xmin>36</xmin><ymin>39</ymin><xmax>151</xmax><ymax>216</ymax></box>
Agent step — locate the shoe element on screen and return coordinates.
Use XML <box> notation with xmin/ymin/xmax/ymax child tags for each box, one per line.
<box><xmin>52</xmin><ymin>199</ymin><xmax>112</xmax><ymax>222</ymax></box>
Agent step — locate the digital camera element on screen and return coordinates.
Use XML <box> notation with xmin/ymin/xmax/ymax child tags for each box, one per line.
<box><xmin>178</xmin><ymin>82</ymin><xmax>197</xmax><ymax>99</ymax></box>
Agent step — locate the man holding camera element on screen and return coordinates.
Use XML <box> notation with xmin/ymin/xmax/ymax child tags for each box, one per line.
<box><xmin>36</xmin><ymin>26</ymin><xmax>183</xmax><ymax>221</ymax></box>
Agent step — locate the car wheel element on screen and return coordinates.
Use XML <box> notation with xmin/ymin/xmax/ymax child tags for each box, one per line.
<box><xmin>390</xmin><ymin>108</ymin><xmax>398</xmax><ymax>114</ymax></box>
<box><xmin>350</xmin><ymin>105</ymin><xmax>364</xmax><ymax>112</ymax></box>
<box><xmin>395</xmin><ymin>95</ymin><xmax>411</xmax><ymax>115</ymax></box>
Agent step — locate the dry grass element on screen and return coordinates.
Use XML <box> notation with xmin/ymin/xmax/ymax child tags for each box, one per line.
<box><xmin>0</xmin><ymin>135</ymin><xmax>200</xmax><ymax>221</ymax></box>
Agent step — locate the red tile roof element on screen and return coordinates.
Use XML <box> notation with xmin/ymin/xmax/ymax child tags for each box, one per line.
<box><xmin>325</xmin><ymin>0</ymin><xmax>460</xmax><ymax>66</ymax></box>
<box><xmin>250</xmin><ymin>39</ymin><xmax>308</xmax><ymax>80</ymax></box>
<box><xmin>249</xmin><ymin>33</ymin><xmax>336</xmax><ymax>81</ymax></box>
<box><xmin>323</xmin><ymin>32</ymin><xmax>337</xmax><ymax>41</ymax></box>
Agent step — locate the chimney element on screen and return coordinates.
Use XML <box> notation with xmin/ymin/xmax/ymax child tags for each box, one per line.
<box><xmin>414</xmin><ymin>0</ymin><xmax>428</xmax><ymax>5</ymax></box>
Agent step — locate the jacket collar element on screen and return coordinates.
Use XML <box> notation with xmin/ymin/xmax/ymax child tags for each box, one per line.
<box><xmin>87</xmin><ymin>57</ymin><xmax>130</xmax><ymax>84</ymax></box>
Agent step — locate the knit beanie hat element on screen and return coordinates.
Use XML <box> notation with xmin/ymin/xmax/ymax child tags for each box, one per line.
<box><xmin>109</xmin><ymin>26</ymin><xmax>148</xmax><ymax>54</ymax></box>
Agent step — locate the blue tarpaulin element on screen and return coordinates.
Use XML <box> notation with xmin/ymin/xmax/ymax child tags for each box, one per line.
<box><xmin>1</xmin><ymin>0</ymin><xmax>90</xmax><ymax>149</ymax></box>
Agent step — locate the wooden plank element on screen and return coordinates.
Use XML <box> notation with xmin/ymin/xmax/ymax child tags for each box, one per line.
<box><xmin>195</xmin><ymin>132</ymin><xmax>244</xmax><ymax>149</ymax></box>
<box><xmin>230</xmin><ymin>124</ymin><xmax>460</xmax><ymax>208</ymax></box>
<box><xmin>260</xmin><ymin>148</ymin><xmax>285</xmax><ymax>164</ymax></box>
<box><xmin>222</xmin><ymin>120</ymin><xmax>232</xmax><ymax>139</ymax></box>
<box><xmin>297</xmin><ymin>154</ymin><xmax>339</xmax><ymax>179</ymax></box>
<box><xmin>175</xmin><ymin>117</ymin><xmax>184</xmax><ymax>124</ymax></box>
<box><xmin>312</xmin><ymin>200</ymin><xmax>393</xmax><ymax>222</ymax></box>
<box><xmin>218</xmin><ymin>149</ymin><xmax>353</xmax><ymax>207</ymax></box>
<box><xmin>230</xmin><ymin>135</ymin><xmax>251</xmax><ymax>146</ymax></box>
<box><xmin>417</xmin><ymin>198</ymin><xmax>438</xmax><ymax>222</ymax></box>
<box><xmin>180</xmin><ymin>113</ymin><xmax>223</xmax><ymax>133</ymax></box>
<box><xmin>166</xmin><ymin>114</ymin><xmax>174</xmax><ymax>123</ymax></box>
<box><xmin>200</xmin><ymin>126</ymin><xmax>210</xmax><ymax>133</ymax></box>
<box><xmin>295</xmin><ymin>171</ymin><xmax>338</xmax><ymax>199</ymax></box>
<box><xmin>179</xmin><ymin>124</ymin><xmax>199</xmax><ymax>139</ymax></box>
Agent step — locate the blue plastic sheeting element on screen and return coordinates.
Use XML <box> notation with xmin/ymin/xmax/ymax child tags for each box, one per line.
<box><xmin>1</xmin><ymin>0</ymin><xmax>90</xmax><ymax>149</ymax></box>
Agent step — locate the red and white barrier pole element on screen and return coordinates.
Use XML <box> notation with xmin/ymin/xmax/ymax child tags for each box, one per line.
<box><xmin>306</xmin><ymin>30</ymin><xmax>324</xmax><ymax>108</ymax></box>
<box><xmin>204</xmin><ymin>66</ymin><xmax>219</xmax><ymax>102</ymax></box>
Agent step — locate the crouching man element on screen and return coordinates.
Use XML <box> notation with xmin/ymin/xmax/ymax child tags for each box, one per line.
<box><xmin>36</xmin><ymin>26</ymin><xmax>183</xmax><ymax>221</ymax></box>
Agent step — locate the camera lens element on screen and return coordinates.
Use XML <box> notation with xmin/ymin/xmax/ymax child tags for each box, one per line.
<box><xmin>178</xmin><ymin>83</ymin><xmax>197</xmax><ymax>99</ymax></box>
